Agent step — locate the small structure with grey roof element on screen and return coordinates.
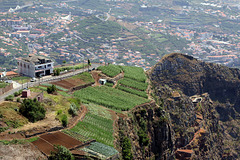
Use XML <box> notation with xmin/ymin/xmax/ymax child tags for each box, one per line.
<box><xmin>18</xmin><ymin>55</ymin><xmax>54</xmax><ymax>78</ymax></box>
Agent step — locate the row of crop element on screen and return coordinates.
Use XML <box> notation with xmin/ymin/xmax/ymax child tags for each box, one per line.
<box><xmin>86</xmin><ymin>103</ymin><xmax>112</xmax><ymax>120</ymax></box>
<box><xmin>70</xmin><ymin>112</ymin><xmax>114</xmax><ymax>147</ymax></box>
<box><xmin>117</xmin><ymin>85</ymin><xmax>148</xmax><ymax>98</ymax></box>
<box><xmin>85</xmin><ymin>142</ymin><xmax>118</xmax><ymax>158</ymax></box>
<box><xmin>118</xmin><ymin>78</ymin><xmax>148</xmax><ymax>91</ymax></box>
<box><xmin>120</xmin><ymin>66</ymin><xmax>147</xmax><ymax>82</ymax></box>
<box><xmin>73</xmin><ymin>86</ymin><xmax>149</xmax><ymax>111</ymax></box>
<box><xmin>98</xmin><ymin>65</ymin><xmax>122</xmax><ymax>77</ymax></box>
<box><xmin>63</xmin><ymin>130</ymin><xmax>91</xmax><ymax>143</ymax></box>
<box><xmin>41</xmin><ymin>83</ymin><xmax>68</xmax><ymax>91</ymax></box>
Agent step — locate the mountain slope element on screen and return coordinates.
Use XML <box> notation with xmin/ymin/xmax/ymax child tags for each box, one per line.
<box><xmin>149</xmin><ymin>53</ymin><xmax>240</xmax><ymax>159</ymax></box>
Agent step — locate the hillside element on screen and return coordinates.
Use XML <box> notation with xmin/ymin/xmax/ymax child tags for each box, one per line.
<box><xmin>149</xmin><ymin>53</ymin><xmax>240</xmax><ymax>159</ymax></box>
<box><xmin>0</xmin><ymin>59</ymin><xmax>239</xmax><ymax>159</ymax></box>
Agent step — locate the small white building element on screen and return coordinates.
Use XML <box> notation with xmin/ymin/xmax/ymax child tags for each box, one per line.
<box><xmin>18</xmin><ymin>55</ymin><xmax>54</xmax><ymax>78</ymax></box>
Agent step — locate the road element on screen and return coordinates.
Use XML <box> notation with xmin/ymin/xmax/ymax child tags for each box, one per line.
<box><xmin>0</xmin><ymin>64</ymin><xmax>100</xmax><ymax>102</ymax></box>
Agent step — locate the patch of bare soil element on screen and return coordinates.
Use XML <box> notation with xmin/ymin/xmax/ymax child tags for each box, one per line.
<box><xmin>91</xmin><ymin>71</ymin><xmax>101</xmax><ymax>86</ymax></box>
<box><xmin>0</xmin><ymin>143</ymin><xmax>46</xmax><ymax>160</ymax></box>
<box><xmin>51</xmin><ymin>78</ymin><xmax>86</xmax><ymax>89</ymax></box>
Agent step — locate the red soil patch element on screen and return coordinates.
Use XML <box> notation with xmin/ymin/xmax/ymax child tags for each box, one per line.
<box><xmin>32</xmin><ymin>138</ymin><xmax>54</xmax><ymax>155</ymax></box>
<box><xmin>51</xmin><ymin>78</ymin><xmax>86</xmax><ymax>90</ymax></box>
<box><xmin>40</xmin><ymin>131</ymin><xmax>82</xmax><ymax>149</ymax></box>
<box><xmin>91</xmin><ymin>71</ymin><xmax>101</xmax><ymax>86</ymax></box>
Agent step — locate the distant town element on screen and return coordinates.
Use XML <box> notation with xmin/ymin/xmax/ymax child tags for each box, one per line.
<box><xmin>0</xmin><ymin>0</ymin><xmax>239</xmax><ymax>72</ymax></box>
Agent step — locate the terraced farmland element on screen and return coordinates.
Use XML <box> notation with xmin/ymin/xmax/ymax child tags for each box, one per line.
<box><xmin>68</xmin><ymin>104</ymin><xmax>114</xmax><ymax>146</ymax></box>
<box><xmin>118</xmin><ymin>77</ymin><xmax>148</xmax><ymax>91</ymax></box>
<box><xmin>120</xmin><ymin>65</ymin><xmax>147</xmax><ymax>82</ymax></box>
<box><xmin>98</xmin><ymin>65</ymin><xmax>122</xmax><ymax>77</ymax></box>
<box><xmin>74</xmin><ymin>86</ymin><xmax>149</xmax><ymax>111</ymax></box>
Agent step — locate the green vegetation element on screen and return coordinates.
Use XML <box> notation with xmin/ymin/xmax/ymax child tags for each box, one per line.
<box><xmin>54</xmin><ymin>63</ymin><xmax>87</xmax><ymax>72</ymax></box>
<box><xmin>19</xmin><ymin>99</ymin><xmax>46</xmax><ymax>122</ymax></box>
<box><xmin>74</xmin><ymin>86</ymin><xmax>149</xmax><ymax>111</ymax></box>
<box><xmin>105</xmin><ymin>82</ymin><xmax>114</xmax><ymax>87</ymax></box>
<box><xmin>4</xmin><ymin>95</ymin><xmax>14</xmax><ymax>101</ymax></box>
<box><xmin>98</xmin><ymin>65</ymin><xmax>122</xmax><ymax>77</ymax></box>
<box><xmin>61</xmin><ymin>114</ymin><xmax>68</xmax><ymax>127</ymax></box>
<box><xmin>69</xmin><ymin>72</ymin><xmax>95</xmax><ymax>83</ymax></box>
<box><xmin>42</xmin><ymin>83</ymin><xmax>68</xmax><ymax>92</ymax></box>
<box><xmin>117</xmin><ymin>85</ymin><xmax>148</xmax><ymax>98</ymax></box>
<box><xmin>0</xmin><ymin>102</ymin><xmax>28</xmax><ymax>129</ymax></box>
<box><xmin>118</xmin><ymin>78</ymin><xmax>148</xmax><ymax>91</ymax></box>
<box><xmin>68</xmin><ymin>103</ymin><xmax>79</xmax><ymax>116</ymax></box>
<box><xmin>0</xmin><ymin>82</ymin><xmax>8</xmax><ymax>88</ymax></box>
<box><xmin>121</xmin><ymin>136</ymin><xmax>133</xmax><ymax>160</ymax></box>
<box><xmin>68</xmin><ymin>103</ymin><xmax>114</xmax><ymax>146</ymax></box>
<box><xmin>120</xmin><ymin>66</ymin><xmax>147</xmax><ymax>82</ymax></box>
<box><xmin>0</xmin><ymin>137</ymin><xmax>39</xmax><ymax>145</ymax></box>
<box><xmin>70</xmin><ymin>112</ymin><xmax>113</xmax><ymax>146</ymax></box>
<box><xmin>12</xmin><ymin>76</ymin><xmax>31</xmax><ymax>84</ymax></box>
<box><xmin>47</xmin><ymin>84</ymin><xmax>57</xmax><ymax>94</ymax></box>
<box><xmin>82</xmin><ymin>142</ymin><xmax>118</xmax><ymax>158</ymax></box>
<box><xmin>49</xmin><ymin>145</ymin><xmax>74</xmax><ymax>160</ymax></box>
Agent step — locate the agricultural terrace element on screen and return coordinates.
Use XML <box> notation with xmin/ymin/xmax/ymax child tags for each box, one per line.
<box><xmin>73</xmin><ymin>86</ymin><xmax>149</xmax><ymax>111</ymax></box>
<box><xmin>97</xmin><ymin>65</ymin><xmax>122</xmax><ymax>77</ymax></box>
<box><xmin>120</xmin><ymin>66</ymin><xmax>147</xmax><ymax>82</ymax></box>
<box><xmin>116</xmin><ymin>85</ymin><xmax>148</xmax><ymax>98</ymax></box>
<box><xmin>67</xmin><ymin>104</ymin><xmax>114</xmax><ymax>147</ymax></box>
<box><xmin>50</xmin><ymin>72</ymin><xmax>94</xmax><ymax>90</ymax></box>
<box><xmin>81</xmin><ymin>142</ymin><xmax>119</xmax><ymax>159</ymax></box>
<box><xmin>118</xmin><ymin>78</ymin><xmax>148</xmax><ymax>91</ymax></box>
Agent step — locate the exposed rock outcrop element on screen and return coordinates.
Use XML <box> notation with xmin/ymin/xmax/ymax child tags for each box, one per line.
<box><xmin>148</xmin><ymin>53</ymin><xmax>240</xmax><ymax>159</ymax></box>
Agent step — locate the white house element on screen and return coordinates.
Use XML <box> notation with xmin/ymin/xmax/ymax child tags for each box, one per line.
<box><xmin>18</xmin><ymin>55</ymin><xmax>54</xmax><ymax>78</ymax></box>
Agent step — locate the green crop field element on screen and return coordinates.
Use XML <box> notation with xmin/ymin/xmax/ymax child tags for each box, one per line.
<box><xmin>68</xmin><ymin>103</ymin><xmax>114</xmax><ymax>146</ymax></box>
<box><xmin>120</xmin><ymin>66</ymin><xmax>147</xmax><ymax>82</ymax></box>
<box><xmin>82</xmin><ymin>142</ymin><xmax>118</xmax><ymax>159</ymax></box>
<box><xmin>98</xmin><ymin>65</ymin><xmax>122</xmax><ymax>77</ymax></box>
<box><xmin>41</xmin><ymin>83</ymin><xmax>69</xmax><ymax>91</ymax></box>
<box><xmin>117</xmin><ymin>85</ymin><xmax>148</xmax><ymax>98</ymax></box>
<box><xmin>74</xmin><ymin>86</ymin><xmax>149</xmax><ymax>111</ymax></box>
<box><xmin>118</xmin><ymin>78</ymin><xmax>148</xmax><ymax>91</ymax></box>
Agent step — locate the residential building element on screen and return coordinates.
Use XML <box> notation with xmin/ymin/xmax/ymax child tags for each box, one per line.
<box><xmin>18</xmin><ymin>55</ymin><xmax>54</xmax><ymax>77</ymax></box>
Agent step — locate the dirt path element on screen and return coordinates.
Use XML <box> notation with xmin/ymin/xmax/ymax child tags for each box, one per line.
<box><xmin>91</xmin><ymin>71</ymin><xmax>101</xmax><ymax>86</ymax></box>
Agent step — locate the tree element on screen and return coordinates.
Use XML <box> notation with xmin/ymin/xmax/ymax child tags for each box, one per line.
<box><xmin>121</xmin><ymin>137</ymin><xmax>133</xmax><ymax>160</ymax></box>
<box><xmin>61</xmin><ymin>114</ymin><xmax>68</xmax><ymax>127</ymax></box>
<box><xmin>19</xmin><ymin>98</ymin><xmax>46</xmax><ymax>122</ymax></box>
<box><xmin>87</xmin><ymin>59</ymin><xmax>91</xmax><ymax>66</ymax></box>
<box><xmin>49</xmin><ymin>145</ymin><xmax>74</xmax><ymax>160</ymax></box>
<box><xmin>47</xmin><ymin>85</ymin><xmax>57</xmax><ymax>94</ymax></box>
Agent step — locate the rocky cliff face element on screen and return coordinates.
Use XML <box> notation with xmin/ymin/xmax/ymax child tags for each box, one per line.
<box><xmin>148</xmin><ymin>53</ymin><xmax>240</xmax><ymax>159</ymax></box>
<box><xmin>150</xmin><ymin>53</ymin><xmax>240</xmax><ymax>112</ymax></box>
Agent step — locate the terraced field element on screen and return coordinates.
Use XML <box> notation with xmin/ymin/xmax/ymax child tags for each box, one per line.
<box><xmin>74</xmin><ymin>86</ymin><xmax>149</xmax><ymax>111</ymax></box>
<box><xmin>66</xmin><ymin>104</ymin><xmax>114</xmax><ymax>146</ymax></box>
